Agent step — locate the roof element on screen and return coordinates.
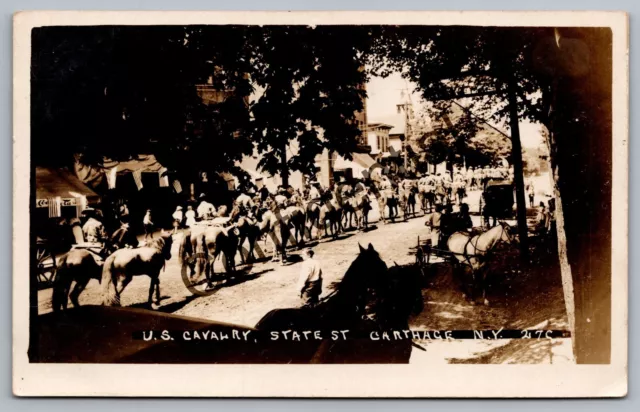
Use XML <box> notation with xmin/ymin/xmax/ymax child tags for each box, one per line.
<box><xmin>36</xmin><ymin>167</ymin><xmax>100</xmax><ymax>201</ymax></box>
<box><xmin>366</xmin><ymin>123</ymin><xmax>394</xmax><ymax>130</ymax></box>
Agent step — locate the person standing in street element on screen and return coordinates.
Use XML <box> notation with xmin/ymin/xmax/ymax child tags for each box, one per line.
<box><xmin>527</xmin><ymin>182</ymin><xmax>536</xmax><ymax>207</ymax></box>
<box><xmin>185</xmin><ymin>205</ymin><xmax>197</xmax><ymax>228</ymax></box>
<box><xmin>426</xmin><ymin>204</ymin><xmax>443</xmax><ymax>248</ymax></box>
<box><xmin>296</xmin><ymin>248</ymin><xmax>323</xmax><ymax>307</ymax></box>
<box><xmin>143</xmin><ymin>209</ymin><xmax>154</xmax><ymax>241</ymax></box>
<box><xmin>172</xmin><ymin>206</ymin><xmax>184</xmax><ymax>235</ymax></box>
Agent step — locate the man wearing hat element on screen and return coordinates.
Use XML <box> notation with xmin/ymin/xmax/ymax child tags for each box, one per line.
<box><xmin>296</xmin><ymin>248</ymin><xmax>323</xmax><ymax>307</ymax></box>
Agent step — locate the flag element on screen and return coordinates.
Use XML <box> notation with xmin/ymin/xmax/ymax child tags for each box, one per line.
<box><xmin>132</xmin><ymin>170</ymin><xmax>143</xmax><ymax>190</ymax></box>
<box><xmin>159</xmin><ymin>168</ymin><xmax>170</xmax><ymax>187</ymax></box>
<box><xmin>75</xmin><ymin>195</ymin><xmax>87</xmax><ymax>217</ymax></box>
<box><xmin>48</xmin><ymin>197</ymin><xmax>61</xmax><ymax>218</ymax></box>
<box><xmin>172</xmin><ymin>179</ymin><xmax>182</xmax><ymax>194</ymax></box>
<box><xmin>107</xmin><ymin>166</ymin><xmax>118</xmax><ymax>189</ymax></box>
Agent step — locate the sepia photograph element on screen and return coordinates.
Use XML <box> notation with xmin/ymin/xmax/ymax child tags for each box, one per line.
<box><xmin>13</xmin><ymin>10</ymin><xmax>628</xmax><ymax>397</ymax></box>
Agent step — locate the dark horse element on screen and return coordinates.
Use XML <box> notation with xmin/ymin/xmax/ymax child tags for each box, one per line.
<box><xmin>52</xmin><ymin>249</ymin><xmax>103</xmax><ymax>312</ymax></box>
<box><xmin>255</xmin><ymin>243</ymin><xmax>424</xmax><ymax>363</ymax></box>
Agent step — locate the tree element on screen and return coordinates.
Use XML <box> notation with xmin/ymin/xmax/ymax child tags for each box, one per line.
<box><xmin>31</xmin><ymin>26</ymin><xmax>256</xmax><ymax>185</ymax></box>
<box><xmin>248</xmin><ymin>26</ymin><xmax>369</xmax><ymax>185</ymax></box>
<box><xmin>31</xmin><ymin>25</ymin><xmax>371</xmax><ymax>189</ymax></box>
<box><xmin>370</xmin><ymin>25</ymin><xmax>613</xmax><ymax>364</ymax></box>
<box><xmin>415</xmin><ymin>102</ymin><xmax>511</xmax><ymax>170</ymax></box>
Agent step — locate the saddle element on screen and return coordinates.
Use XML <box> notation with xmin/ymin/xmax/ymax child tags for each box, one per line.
<box><xmin>71</xmin><ymin>242</ymin><xmax>107</xmax><ymax>265</ymax></box>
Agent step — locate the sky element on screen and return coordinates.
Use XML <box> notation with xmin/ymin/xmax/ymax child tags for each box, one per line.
<box><xmin>365</xmin><ymin>72</ymin><xmax>545</xmax><ymax>149</ymax></box>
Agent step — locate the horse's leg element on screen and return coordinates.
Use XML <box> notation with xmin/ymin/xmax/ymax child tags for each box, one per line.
<box><xmin>248</xmin><ymin>233</ymin><xmax>256</xmax><ymax>262</ymax></box>
<box><xmin>155</xmin><ymin>276</ymin><xmax>161</xmax><ymax>305</ymax></box>
<box><xmin>69</xmin><ymin>275</ymin><xmax>90</xmax><ymax>308</ymax></box>
<box><xmin>205</xmin><ymin>257</ymin><xmax>214</xmax><ymax>287</ymax></box>
<box><xmin>238</xmin><ymin>233</ymin><xmax>247</xmax><ymax>265</ymax></box>
<box><xmin>481</xmin><ymin>268</ymin><xmax>490</xmax><ymax>306</ymax></box>
<box><xmin>147</xmin><ymin>276</ymin><xmax>156</xmax><ymax>307</ymax></box>
<box><xmin>114</xmin><ymin>276</ymin><xmax>131</xmax><ymax>307</ymax></box>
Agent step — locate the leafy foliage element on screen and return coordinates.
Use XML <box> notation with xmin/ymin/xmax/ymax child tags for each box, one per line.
<box><xmin>32</xmin><ymin>25</ymin><xmax>372</xmax><ymax>184</ymax></box>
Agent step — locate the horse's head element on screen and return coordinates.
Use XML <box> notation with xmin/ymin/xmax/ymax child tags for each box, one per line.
<box><xmin>498</xmin><ymin>221</ymin><xmax>517</xmax><ymax>244</ymax></box>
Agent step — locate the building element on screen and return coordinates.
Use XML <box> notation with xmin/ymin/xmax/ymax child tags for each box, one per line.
<box><xmin>366</xmin><ymin>123</ymin><xmax>394</xmax><ymax>159</ymax></box>
<box><xmin>388</xmin><ymin>132</ymin><xmax>403</xmax><ymax>153</ymax></box>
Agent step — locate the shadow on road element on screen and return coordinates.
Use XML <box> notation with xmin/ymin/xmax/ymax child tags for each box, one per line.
<box><xmin>447</xmin><ymin>338</ymin><xmax>565</xmax><ymax>364</ymax></box>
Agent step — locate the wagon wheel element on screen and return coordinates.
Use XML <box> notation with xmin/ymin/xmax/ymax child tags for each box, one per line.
<box><xmin>36</xmin><ymin>246</ymin><xmax>57</xmax><ymax>287</ymax></box>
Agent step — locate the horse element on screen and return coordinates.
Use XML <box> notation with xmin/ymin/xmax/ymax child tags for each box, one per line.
<box><xmin>398</xmin><ymin>187</ymin><xmax>418</xmax><ymax>221</ymax></box>
<box><xmin>343</xmin><ymin>190</ymin><xmax>372</xmax><ymax>230</ymax></box>
<box><xmin>102</xmin><ymin>231</ymin><xmax>173</xmax><ymax>308</ymax></box>
<box><xmin>374</xmin><ymin>187</ymin><xmax>399</xmax><ymax>224</ymax></box>
<box><xmin>419</xmin><ymin>186</ymin><xmax>436</xmax><ymax>213</ymax></box>
<box><xmin>285</xmin><ymin>204</ymin><xmax>307</xmax><ymax>247</ymax></box>
<box><xmin>229</xmin><ymin>205</ymin><xmax>261</xmax><ymax>264</ymax></box>
<box><xmin>304</xmin><ymin>200</ymin><xmax>321</xmax><ymax>240</ymax></box>
<box><xmin>179</xmin><ymin>225</ymin><xmax>238</xmax><ymax>287</ymax></box>
<box><xmin>257</xmin><ymin>207</ymin><xmax>293</xmax><ymax>263</ymax></box>
<box><xmin>318</xmin><ymin>193</ymin><xmax>342</xmax><ymax>238</ymax></box>
<box><xmin>446</xmin><ymin>222</ymin><xmax>515</xmax><ymax>306</ymax></box>
<box><xmin>52</xmin><ymin>249</ymin><xmax>102</xmax><ymax>312</ymax></box>
<box><xmin>255</xmin><ymin>243</ymin><xmax>424</xmax><ymax>363</ymax></box>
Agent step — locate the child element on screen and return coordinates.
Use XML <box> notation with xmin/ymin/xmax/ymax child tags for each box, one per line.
<box><xmin>185</xmin><ymin>205</ymin><xmax>196</xmax><ymax>228</ymax></box>
<box><xmin>172</xmin><ymin>206</ymin><xmax>184</xmax><ymax>234</ymax></box>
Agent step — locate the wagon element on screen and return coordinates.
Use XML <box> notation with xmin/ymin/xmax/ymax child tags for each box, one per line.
<box><xmin>479</xmin><ymin>179</ymin><xmax>514</xmax><ymax>228</ymax></box>
<box><xmin>35</xmin><ymin>238</ymin><xmax>57</xmax><ymax>288</ymax></box>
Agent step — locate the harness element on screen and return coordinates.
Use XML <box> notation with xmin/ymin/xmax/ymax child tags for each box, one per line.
<box><xmin>458</xmin><ymin>223</ymin><xmax>509</xmax><ymax>268</ymax></box>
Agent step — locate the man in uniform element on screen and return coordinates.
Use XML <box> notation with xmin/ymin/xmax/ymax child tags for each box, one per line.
<box><xmin>296</xmin><ymin>248</ymin><xmax>323</xmax><ymax>307</ymax></box>
<box><xmin>466</xmin><ymin>167</ymin><xmax>475</xmax><ymax>189</ymax></box>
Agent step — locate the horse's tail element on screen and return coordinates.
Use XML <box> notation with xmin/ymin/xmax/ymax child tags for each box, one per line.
<box><xmin>101</xmin><ymin>253</ymin><xmax>119</xmax><ymax>306</ymax></box>
<box><xmin>52</xmin><ymin>255</ymin><xmax>73</xmax><ymax>312</ymax></box>
<box><xmin>179</xmin><ymin>230</ymin><xmax>192</xmax><ymax>266</ymax></box>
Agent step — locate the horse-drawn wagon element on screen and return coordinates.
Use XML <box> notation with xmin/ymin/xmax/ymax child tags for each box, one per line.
<box><xmin>479</xmin><ymin>179</ymin><xmax>515</xmax><ymax>228</ymax></box>
<box><xmin>414</xmin><ymin>221</ymin><xmax>516</xmax><ymax>305</ymax></box>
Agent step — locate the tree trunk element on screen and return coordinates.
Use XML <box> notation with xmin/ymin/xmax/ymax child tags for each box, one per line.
<box><xmin>280</xmin><ymin>142</ymin><xmax>289</xmax><ymax>187</ymax></box>
<box><xmin>506</xmin><ymin>76</ymin><xmax>530</xmax><ymax>260</ymax></box>
<box><xmin>545</xmin><ymin>114</ymin><xmax>577</xmax><ymax>361</ymax></box>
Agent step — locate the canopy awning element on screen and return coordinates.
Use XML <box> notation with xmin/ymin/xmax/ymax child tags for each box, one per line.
<box><xmin>334</xmin><ymin>153</ymin><xmax>377</xmax><ymax>170</ymax></box>
<box><xmin>35</xmin><ymin>167</ymin><xmax>100</xmax><ymax>203</ymax></box>
<box><xmin>103</xmin><ymin>154</ymin><xmax>165</xmax><ymax>174</ymax></box>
